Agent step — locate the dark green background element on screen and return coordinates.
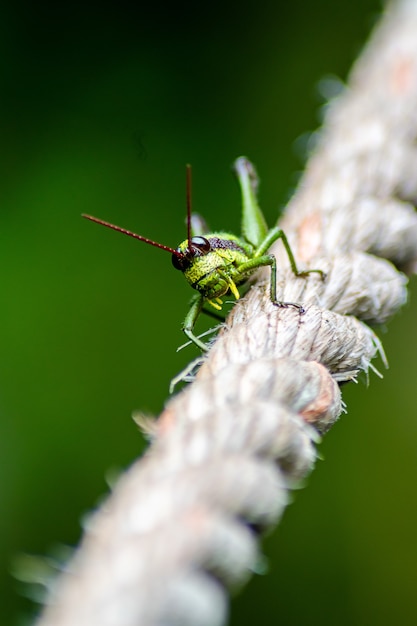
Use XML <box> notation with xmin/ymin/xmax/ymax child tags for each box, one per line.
<box><xmin>2</xmin><ymin>1</ymin><xmax>417</xmax><ymax>624</ymax></box>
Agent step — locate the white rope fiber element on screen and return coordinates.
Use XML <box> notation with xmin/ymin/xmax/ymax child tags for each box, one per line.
<box><xmin>38</xmin><ymin>2</ymin><xmax>417</xmax><ymax>624</ymax></box>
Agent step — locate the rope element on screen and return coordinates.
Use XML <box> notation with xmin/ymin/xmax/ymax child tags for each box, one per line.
<box><xmin>37</xmin><ymin>2</ymin><xmax>417</xmax><ymax>624</ymax></box>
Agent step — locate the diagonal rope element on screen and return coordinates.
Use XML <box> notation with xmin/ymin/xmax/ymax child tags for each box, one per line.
<box><xmin>37</xmin><ymin>2</ymin><xmax>417</xmax><ymax>625</ymax></box>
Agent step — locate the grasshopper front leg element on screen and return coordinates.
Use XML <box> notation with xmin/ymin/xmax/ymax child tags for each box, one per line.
<box><xmin>182</xmin><ymin>293</ymin><xmax>209</xmax><ymax>351</ymax></box>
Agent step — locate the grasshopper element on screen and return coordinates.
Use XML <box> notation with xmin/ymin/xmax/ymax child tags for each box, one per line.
<box><xmin>83</xmin><ymin>157</ymin><xmax>324</xmax><ymax>351</ymax></box>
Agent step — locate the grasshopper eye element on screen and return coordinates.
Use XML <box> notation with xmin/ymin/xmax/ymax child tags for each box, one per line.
<box><xmin>190</xmin><ymin>236</ymin><xmax>210</xmax><ymax>254</ymax></box>
<box><xmin>172</xmin><ymin>252</ymin><xmax>190</xmax><ymax>271</ymax></box>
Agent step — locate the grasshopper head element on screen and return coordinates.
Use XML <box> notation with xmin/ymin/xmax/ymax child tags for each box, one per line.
<box><xmin>171</xmin><ymin>236</ymin><xmax>211</xmax><ymax>271</ymax></box>
<box><xmin>172</xmin><ymin>235</ymin><xmax>229</xmax><ymax>297</ymax></box>
<box><xmin>172</xmin><ymin>236</ymin><xmax>223</xmax><ymax>296</ymax></box>
<box><xmin>172</xmin><ymin>234</ymin><xmax>249</xmax><ymax>299</ymax></box>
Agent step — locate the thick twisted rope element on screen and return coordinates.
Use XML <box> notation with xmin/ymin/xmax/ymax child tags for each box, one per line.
<box><xmin>38</xmin><ymin>2</ymin><xmax>417</xmax><ymax>625</ymax></box>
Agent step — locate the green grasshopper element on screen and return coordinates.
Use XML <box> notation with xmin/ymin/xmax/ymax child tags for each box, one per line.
<box><xmin>83</xmin><ymin>157</ymin><xmax>324</xmax><ymax>351</ymax></box>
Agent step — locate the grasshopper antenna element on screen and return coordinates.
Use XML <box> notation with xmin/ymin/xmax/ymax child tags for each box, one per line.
<box><xmin>186</xmin><ymin>164</ymin><xmax>192</xmax><ymax>247</ymax></box>
<box><xmin>82</xmin><ymin>214</ymin><xmax>184</xmax><ymax>258</ymax></box>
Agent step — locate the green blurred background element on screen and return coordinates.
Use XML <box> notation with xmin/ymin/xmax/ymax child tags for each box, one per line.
<box><xmin>2</xmin><ymin>0</ymin><xmax>417</xmax><ymax>624</ymax></box>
